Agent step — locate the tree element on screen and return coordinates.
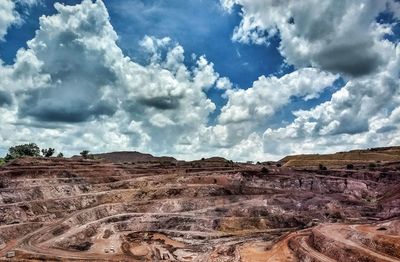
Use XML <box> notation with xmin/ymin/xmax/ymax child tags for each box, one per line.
<box><xmin>57</xmin><ymin>152</ymin><xmax>64</xmax><ymax>158</ymax></box>
<box><xmin>5</xmin><ymin>143</ymin><xmax>40</xmax><ymax>162</ymax></box>
<box><xmin>80</xmin><ymin>150</ymin><xmax>90</xmax><ymax>159</ymax></box>
<box><xmin>0</xmin><ymin>158</ymin><xmax>5</xmax><ymax>167</ymax></box>
<box><xmin>4</xmin><ymin>154</ymin><xmax>13</xmax><ymax>162</ymax></box>
<box><xmin>41</xmin><ymin>148</ymin><xmax>55</xmax><ymax>157</ymax></box>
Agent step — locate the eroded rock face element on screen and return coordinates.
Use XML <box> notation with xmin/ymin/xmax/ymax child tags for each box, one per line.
<box><xmin>0</xmin><ymin>157</ymin><xmax>399</xmax><ymax>261</ymax></box>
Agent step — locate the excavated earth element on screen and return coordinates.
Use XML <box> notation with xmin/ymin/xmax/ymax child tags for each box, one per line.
<box><xmin>0</xmin><ymin>157</ymin><xmax>399</xmax><ymax>261</ymax></box>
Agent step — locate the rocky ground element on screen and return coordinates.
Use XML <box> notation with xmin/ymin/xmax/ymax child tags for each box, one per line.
<box><xmin>0</xmin><ymin>155</ymin><xmax>399</xmax><ymax>261</ymax></box>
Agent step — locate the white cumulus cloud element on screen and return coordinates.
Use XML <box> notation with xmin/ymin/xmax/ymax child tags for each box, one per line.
<box><xmin>0</xmin><ymin>0</ymin><xmax>20</xmax><ymax>40</ymax></box>
<box><xmin>221</xmin><ymin>0</ymin><xmax>397</xmax><ymax>77</ymax></box>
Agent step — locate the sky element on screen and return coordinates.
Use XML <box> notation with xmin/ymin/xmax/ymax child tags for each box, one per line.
<box><xmin>0</xmin><ymin>0</ymin><xmax>399</xmax><ymax>161</ymax></box>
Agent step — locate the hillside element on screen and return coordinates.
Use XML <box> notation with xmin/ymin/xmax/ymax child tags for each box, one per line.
<box><xmin>280</xmin><ymin>146</ymin><xmax>400</xmax><ymax>167</ymax></box>
<box><xmin>90</xmin><ymin>151</ymin><xmax>177</xmax><ymax>163</ymax></box>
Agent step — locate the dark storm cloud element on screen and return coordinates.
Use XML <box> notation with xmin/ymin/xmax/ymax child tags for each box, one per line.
<box><xmin>18</xmin><ymin>89</ymin><xmax>117</xmax><ymax>123</ymax></box>
<box><xmin>0</xmin><ymin>90</ymin><xmax>12</xmax><ymax>106</ymax></box>
<box><xmin>20</xmin><ymin>104</ymin><xmax>90</xmax><ymax>123</ymax></box>
<box><xmin>22</xmin><ymin>104</ymin><xmax>116</xmax><ymax>123</ymax></box>
<box><xmin>314</xmin><ymin>41</ymin><xmax>383</xmax><ymax>77</ymax></box>
<box><xmin>122</xmin><ymin>96</ymin><xmax>181</xmax><ymax>123</ymax></box>
<box><xmin>330</xmin><ymin>119</ymin><xmax>370</xmax><ymax>135</ymax></box>
<box><xmin>377</xmin><ymin>125</ymin><xmax>397</xmax><ymax>133</ymax></box>
<box><xmin>138</xmin><ymin>96</ymin><xmax>181</xmax><ymax>110</ymax></box>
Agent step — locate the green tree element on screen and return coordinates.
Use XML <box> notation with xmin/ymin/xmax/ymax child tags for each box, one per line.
<box><xmin>5</xmin><ymin>143</ymin><xmax>40</xmax><ymax>162</ymax></box>
<box><xmin>80</xmin><ymin>150</ymin><xmax>90</xmax><ymax>159</ymax></box>
<box><xmin>0</xmin><ymin>158</ymin><xmax>5</xmax><ymax>167</ymax></box>
<box><xmin>57</xmin><ymin>152</ymin><xmax>64</xmax><ymax>158</ymax></box>
<box><xmin>41</xmin><ymin>148</ymin><xmax>55</xmax><ymax>157</ymax></box>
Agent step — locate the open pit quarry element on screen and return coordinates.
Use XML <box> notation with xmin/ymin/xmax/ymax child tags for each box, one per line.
<box><xmin>0</xmin><ymin>149</ymin><xmax>400</xmax><ymax>261</ymax></box>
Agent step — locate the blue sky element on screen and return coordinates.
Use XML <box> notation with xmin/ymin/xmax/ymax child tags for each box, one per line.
<box><xmin>0</xmin><ymin>0</ymin><xmax>399</xmax><ymax>160</ymax></box>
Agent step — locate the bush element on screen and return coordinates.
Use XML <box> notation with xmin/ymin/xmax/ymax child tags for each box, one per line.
<box><xmin>69</xmin><ymin>241</ymin><xmax>93</xmax><ymax>251</ymax></box>
<box><xmin>346</xmin><ymin>164</ymin><xmax>354</xmax><ymax>170</ymax></box>
<box><xmin>0</xmin><ymin>178</ymin><xmax>7</xmax><ymax>188</ymax></box>
<box><xmin>80</xmin><ymin>150</ymin><xmax>90</xmax><ymax>159</ymax></box>
<box><xmin>368</xmin><ymin>162</ymin><xmax>377</xmax><ymax>170</ymax></box>
<box><xmin>5</xmin><ymin>143</ymin><xmax>40</xmax><ymax>162</ymax></box>
<box><xmin>41</xmin><ymin>148</ymin><xmax>55</xmax><ymax>157</ymax></box>
<box><xmin>276</xmin><ymin>163</ymin><xmax>282</xmax><ymax>167</ymax></box>
<box><xmin>319</xmin><ymin>164</ymin><xmax>327</xmax><ymax>171</ymax></box>
<box><xmin>0</xmin><ymin>158</ymin><xmax>5</xmax><ymax>167</ymax></box>
<box><xmin>57</xmin><ymin>152</ymin><xmax>64</xmax><ymax>158</ymax></box>
<box><xmin>261</xmin><ymin>167</ymin><xmax>269</xmax><ymax>174</ymax></box>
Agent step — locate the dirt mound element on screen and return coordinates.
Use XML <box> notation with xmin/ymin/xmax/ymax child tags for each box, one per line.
<box><xmin>90</xmin><ymin>151</ymin><xmax>177</xmax><ymax>163</ymax></box>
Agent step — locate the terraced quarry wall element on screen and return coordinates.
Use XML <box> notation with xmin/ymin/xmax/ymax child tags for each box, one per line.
<box><xmin>0</xmin><ymin>157</ymin><xmax>399</xmax><ymax>261</ymax></box>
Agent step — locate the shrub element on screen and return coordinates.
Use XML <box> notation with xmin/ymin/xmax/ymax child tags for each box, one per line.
<box><xmin>276</xmin><ymin>163</ymin><xmax>282</xmax><ymax>167</ymax></box>
<box><xmin>80</xmin><ymin>150</ymin><xmax>90</xmax><ymax>159</ymax></box>
<box><xmin>69</xmin><ymin>241</ymin><xmax>92</xmax><ymax>251</ymax></box>
<box><xmin>57</xmin><ymin>152</ymin><xmax>64</xmax><ymax>158</ymax></box>
<box><xmin>0</xmin><ymin>178</ymin><xmax>7</xmax><ymax>188</ymax></box>
<box><xmin>0</xmin><ymin>158</ymin><xmax>5</xmax><ymax>167</ymax></box>
<box><xmin>261</xmin><ymin>167</ymin><xmax>269</xmax><ymax>174</ymax></box>
<box><xmin>346</xmin><ymin>164</ymin><xmax>354</xmax><ymax>170</ymax></box>
<box><xmin>368</xmin><ymin>163</ymin><xmax>377</xmax><ymax>170</ymax></box>
<box><xmin>319</xmin><ymin>164</ymin><xmax>327</xmax><ymax>171</ymax></box>
<box><xmin>41</xmin><ymin>148</ymin><xmax>55</xmax><ymax>157</ymax></box>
